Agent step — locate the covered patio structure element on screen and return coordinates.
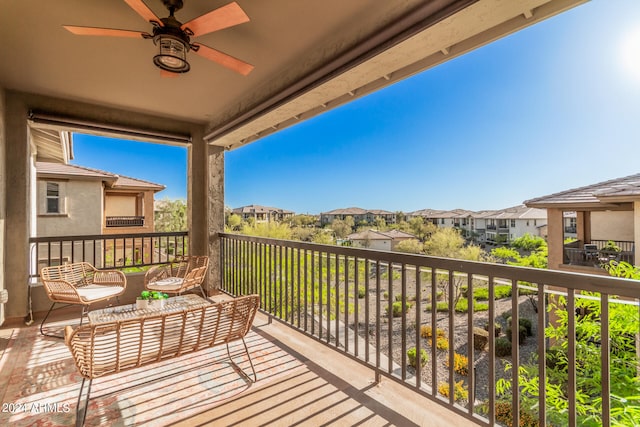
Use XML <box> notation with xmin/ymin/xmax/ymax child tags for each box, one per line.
<box><xmin>5</xmin><ymin>1</ymin><xmax>633</xmax><ymax>427</ymax></box>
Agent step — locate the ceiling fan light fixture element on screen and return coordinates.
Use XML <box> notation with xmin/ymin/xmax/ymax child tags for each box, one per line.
<box><xmin>153</xmin><ymin>34</ymin><xmax>190</xmax><ymax>73</ymax></box>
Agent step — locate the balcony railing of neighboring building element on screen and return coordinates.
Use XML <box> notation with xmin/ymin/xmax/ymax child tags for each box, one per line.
<box><xmin>105</xmin><ymin>215</ymin><xmax>145</xmax><ymax>227</ymax></box>
<box><xmin>220</xmin><ymin>233</ymin><xmax>640</xmax><ymax>427</ymax></box>
<box><xmin>486</xmin><ymin>224</ymin><xmax>496</xmax><ymax>230</ymax></box>
<box><xmin>29</xmin><ymin>231</ymin><xmax>188</xmax><ymax>278</ymax></box>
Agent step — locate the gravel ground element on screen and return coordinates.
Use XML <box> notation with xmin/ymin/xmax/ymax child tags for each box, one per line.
<box><xmin>351</xmin><ymin>275</ymin><xmax>541</xmax><ymax>409</ymax></box>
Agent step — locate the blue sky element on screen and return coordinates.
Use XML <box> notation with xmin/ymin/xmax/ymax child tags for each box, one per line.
<box><xmin>73</xmin><ymin>0</ymin><xmax>640</xmax><ymax>214</ymax></box>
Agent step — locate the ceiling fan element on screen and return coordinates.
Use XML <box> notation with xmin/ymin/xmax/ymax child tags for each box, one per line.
<box><xmin>64</xmin><ymin>0</ymin><xmax>253</xmax><ymax>76</ymax></box>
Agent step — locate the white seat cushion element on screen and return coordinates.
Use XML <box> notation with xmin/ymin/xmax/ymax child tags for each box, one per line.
<box><xmin>77</xmin><ymin>284</ymin><xmax>123</xmax><ymax>302</ymax></box>
<box><xmin>152</xmin><ymin>277</ymin><xmax>184</xmax><ymax>287</ymax></box>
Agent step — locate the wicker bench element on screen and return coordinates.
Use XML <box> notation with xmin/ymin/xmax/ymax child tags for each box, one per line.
<box><xmin>65</xmin><ymin>294</ymin><xmax>260</xmax><ymax>426</ymax></box>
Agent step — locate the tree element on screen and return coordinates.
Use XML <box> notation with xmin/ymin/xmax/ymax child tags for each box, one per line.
<box><xmin>394</xmin><ymin>238</ymin><xmax>424</xmax><ymax>254</ymax></box>
<box><xmin>511</xmin><ymin>233</ymin><xmax>546</xmax><ymax>251</ymax></box>
<box><xmin>154</xmin><ymin>198</ymin><xmax>187</xmax><ymax>232</ymax></box>
<box><xmin>240</xmin><ymin>221</ymin><xmax>292</xmax><ymax>239</ymax></box>
<box><xmin>330</xmin><ymin>219</ymin><xmax>353</xmax><ymax>239</ymax></box>
<box><xmin>311</xmin><ymin>230</ymin><xmax>334</xmax><ymax>244</ymax></box>
<box><xmin>225</xmin><ymin>213</ymin><xmax>242</xmax><ymax>232</ymax></box>
<box><xmin>290</xmin><ymin>214</ymin><xmax>317</xmax><ymax>227</ymax></box>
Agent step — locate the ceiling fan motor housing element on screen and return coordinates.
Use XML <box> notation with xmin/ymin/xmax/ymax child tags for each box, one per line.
<box><xmin>152</xmin><ymin>15</ymin><xmax>191</xmax><ymax>73</ymax></box>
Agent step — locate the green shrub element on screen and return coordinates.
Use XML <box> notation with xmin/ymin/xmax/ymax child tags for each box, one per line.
<box><xmin>383</xmin><ymin>291</ymin><xmax>389</xmax><ymax>300</ymax></box>
<box><xmin>420</xmin><ymin>325</ymin><xmax>433</xmax><ymax>339</ymax></box>
<box><xmin>473</xmin><ymin>287</ymin><xmax>489</xmax><ymax>300</ymax></box>
<box><xmin>436</xmin><ymin>336</ymin><xmax>449</xmax><ymax>351</ymax></box>
<box><xmin>506</xmin><ymin>324</ymin><xmax>528</xmax><ymax>343</ymax></box>
<box><xmin>494</xmin><ymin>285</ymin><xmax>512</xmax><ymax>299</ymax></box>
<box><xmin>357</xmin><ymin>286</ymin><xmax>366</xmax><ymax>298</ymax></box>
<box><xmin>495</xmin><ymin>337</ymin><xmax>512</xmax><ymax>357</ymax></box>
<box><xmin>454</xmin><ymin>298</ymin><xmax>489</xmax><ymax>313</ymax></box>
<box><xmin>407</xmin><ymin>347</ymin><xmax>428</xmax><ymax>368</ymax></box>
<box><xmin>386</xmin><ymin>301</ymin><xmax>403</xmax><ymax>317</ymax></box>
<box><xmin>519</xmin><ymin>318</ymin><xmax>533</xmax><ymax>336</ymax></box>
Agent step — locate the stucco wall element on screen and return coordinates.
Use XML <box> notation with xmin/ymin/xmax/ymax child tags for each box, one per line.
<box><xmin>37</xmin><ymin>179</ymin><xmax>103</xmax><ymax>236</ymax></box>
<box><xmin>352</xmin><ymin>239</ymin><xmax>391</xmax><ymax>251</ymax></box>
<box><xmin>591</xmin><ymin>211</ymin><xmax>634</xmax><ymax>241</ymax></box>
<box><xmin>0</xmin><ymin>87</ymin><xmax>6</xmax><ymax>326</ymax></box>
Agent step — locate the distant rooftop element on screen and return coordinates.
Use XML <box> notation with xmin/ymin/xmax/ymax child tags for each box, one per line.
<box><xmin>233</xmin><ymin>204</ymin><xmax>294</xmax><ymax>214</ymax></box>
<box><xmin>322</xmin><ymin>207</ymin><xmax>394</xmax><ymax>215</ymax></box>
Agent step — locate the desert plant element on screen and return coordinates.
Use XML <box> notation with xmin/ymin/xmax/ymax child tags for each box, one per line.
<box><xmin>506</xmin><ymin>324</ymin><xmax>528</xmax><ymax>343</ymax></box>
<box><xmin>407</xmin><ymin>347</ymin><xmax>428</xmax><ymax>368</ymax></box>
<box><xmin>445</xmin><ymin>352</ymin><xmax>469</xmax><ymax>376</ymax></box>
<box><xmin>386</xmin><ymin>301</ymin><xmax>407</xmax><ymax>317</ymax></box>
<box><xmin>519</xmin><ymin>318</ymin><xmax>533</xmax><ymax>336</ymax></box>
<box><xmin>357</xmin><ymin>286</ymin><xmax>366</xmax><ymax>298</ymax></box>
<box><xmin>495</xmin><ymin>337</ymin><xmax>512</xmax><ymax>357</ymax></box>
<box><xmin>438</xmin><ymin>381</ymin><xmax>468</xmax><ymax>401</ymax></box>
<box><xmin>436</xmin><ymin>336</ymin><xmax>449</xmax><ymax>351</ymax></box>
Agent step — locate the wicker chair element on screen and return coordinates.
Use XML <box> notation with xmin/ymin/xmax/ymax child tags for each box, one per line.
<box><xmin>144</xmin><ymin>255</ymin><xmax>210</xmax><ymax>298</ymax></box>
<box><xmin>39</xmin><ymin>262</ymin><xmax>126</xmax><ymax>338</ymax></box>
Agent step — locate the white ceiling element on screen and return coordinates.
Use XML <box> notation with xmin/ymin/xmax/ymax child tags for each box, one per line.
<box><xmin>1</xmin><ymin>0</ymin><xmax>587</xmax><ymax>149</ymax></box>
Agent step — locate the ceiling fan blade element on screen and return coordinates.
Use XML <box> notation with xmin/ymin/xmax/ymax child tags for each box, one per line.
<box><xmin>160</xmin><ymin>70</ymin><xmax>180</xmax><ymax>78</ymax></box>
<box><xmin>124</xmin><ymin>0</ymin><xmax>163</xmax><ymax>26</ymax></box>
<box><xmin>193</xmin><ymin>43</ymin><xmax>254</xmax><ymax>75</ymax></box>
<box><xmin>64</xmin><ymin>26</ymin><xmax>146</xmax><ymax>38</ymax></box>
<box><xmin>181</xmin><ymin>2</ymin><xmax>249</xmax><ymax>37</ymax></box>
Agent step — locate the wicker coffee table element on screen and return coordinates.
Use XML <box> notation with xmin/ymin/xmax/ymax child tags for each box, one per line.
<box><xmin>88</xmin><ymin>294</ymin><xmax>211</xmax><ymax>324</ymax></box>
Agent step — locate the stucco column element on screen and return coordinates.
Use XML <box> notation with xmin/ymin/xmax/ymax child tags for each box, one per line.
<box><xmin>635</xmin><ymin>202</ymin><xmax>640</xmax><ymax>266</ymax></box>
<box><xmin>207</xmin><ymin>145</ymin><xmax>224</xmax><ymax>291</ymax></box>
<box><xmin>0</xmin><ymin>88</ymin><xmax>6</xmax><ymax>325</ymax></box>
<box><xmin>547</xmin><ymin>208</ymin><xmax>564</xmax><ymax>270</ymax></box>
<box><xmin>4</xmin><ymin>92</ymin><xmax>30</xmax><ymax>320</ymax></box>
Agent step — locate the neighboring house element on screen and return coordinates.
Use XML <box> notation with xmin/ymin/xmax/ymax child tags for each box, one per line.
<box><xmin>482</xmin><ymin>205</ymin><xmax>547</xmax><ymax>244</ymax></box>
<box><xmin>525</xmin><ymin>173</ymin><xmax>640</xmax><ymax>273</ymax></box>
<box><xmin>35</xmin><ymin>162</ymin><xmax>165</xmax><ymax>269</ymax></box>
<box><xmin>406</xmin><ymin>206</ymin><xmax>546</xmax><ymax>244</ymax></box>
<box><xmin>320</xmin><ymin>207</ymin><xmax>396</xmax><ymax>226</ymax></box>
<box><xmin>232</xmin><ymin>204</ymin><xmax>295</xmax><ymax>223</ymax></box>
<box><xmin>347</xmin><ymin>229</ymin><xmax>416</xmax><ymax>251</ymax></box>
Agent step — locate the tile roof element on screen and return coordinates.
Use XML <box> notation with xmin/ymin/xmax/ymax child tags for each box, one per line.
<box><xmin>36</xmin><ymin>162</ymin><xmax>165</xmax><ymax>191</ymax></box>
<box><xmin>322</xmin><ymin>207</ymin><xmax>393</xmax><ymax>215</ymax></box>
<box><xmin>524</xmin><ymin>173</ymin><xmax>640</xmax><ymax>207</ymax></box>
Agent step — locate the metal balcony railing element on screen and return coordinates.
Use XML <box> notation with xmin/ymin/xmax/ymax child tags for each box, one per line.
<box><xmin>29</xmin><ymin>231</ymin><xmax>188</xmax><ymax>278</ymax></box>
<box><xmin>220</xmin><ymin>233</ymin><xmax>640</xmax><ymax>427</ymax></box>
<box><xmin>105</xmin><ymin>215</ymin><xmax>145</xmax><ymax>227</ymax></box>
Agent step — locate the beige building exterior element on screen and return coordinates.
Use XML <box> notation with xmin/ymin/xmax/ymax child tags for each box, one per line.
<box><xmin>232</xmin><ymin>204</ymin><xmax>295</xmax><ymax>223</ymax></box>
<box><xmin>34</xmin><ymin>162</ymin><xmax>165</xmax><ymax>272</ymax></box>
<box><xmin>347</xmin><ymin>229</ymin><xmax>416</xmax><ymax>251</ymax></box>
<box><xmin>525</xmin><ymin>173</ymin><xmax>640</xmax><ymax>274</ymax></box>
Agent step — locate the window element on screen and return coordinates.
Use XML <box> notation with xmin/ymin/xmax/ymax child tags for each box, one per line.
<box><xmin>46</xmin><ymin>182</ymin><xmax>60</xmax><ymax>213</ymax></box>
<box><xmin>510</xmin><ymin>219</ymin><xmax>516</xmax><ymax>227</ymax></box>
